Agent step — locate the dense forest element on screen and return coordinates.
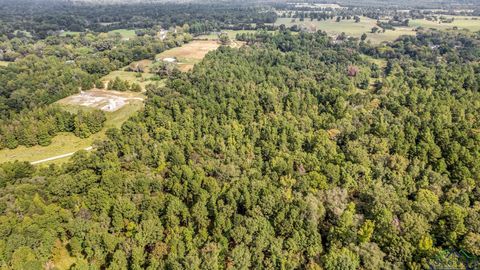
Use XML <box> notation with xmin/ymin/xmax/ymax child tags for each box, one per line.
<box><xmin>0</xmin><ymin>28</ymin><xmax>479</xmax><ymax>269</ymax></box>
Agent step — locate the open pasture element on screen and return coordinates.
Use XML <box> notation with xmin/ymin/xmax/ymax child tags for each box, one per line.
<box><xmin>275</xmin><ymin>15</ymin><xmax>480</xmax><ymax>43</ymax></box>
<box><xmin>195</xmin><ymin>30</ymin><xmax>265</xmax><ymax>40</ymax></box>
<box><xmin>156</xmin><ymin>40</ymin><xmax>221</xmax><ymax>72</ymax></box>
<box><xmin>410</xmin><ymin>16</ymin><xmax>480</xmax><ymax>32</ymax></box>
<box><xmin>273</xmin><ymin>16</ymin><xmax>416</xmax><ymax>43</ymax></box>
<box><xmin>107</xmin><ymin>29</ymin><xmax>138</xmax><ymax>39</ymax></box>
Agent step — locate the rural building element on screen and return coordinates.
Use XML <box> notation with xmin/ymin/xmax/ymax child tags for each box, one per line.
<box><xmin>162</xmin><ymin>57</ymin><xmax>177</xmax><ymax>63</ymax></box>
<box><xmin>158</xmin><ymin>29</ymin><xmax>168</xmax><ymax>40</ymax></box>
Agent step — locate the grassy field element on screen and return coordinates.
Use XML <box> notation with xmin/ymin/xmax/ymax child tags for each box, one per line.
<box><xmin>60</xmin><ymin>29</ymin><xmax>138</xmax><ymax>38</ymax></box>
<box><xmin>410</xmin><ymin>16</ymin><xmax>480</xmax><ymax>32</ymax></box>
<box><xmin>0</xmin><ymin>133</ymin><xmax>98</xmax><ymax>165</ymax></box>
<box><xmin>156</xmin><ymin>40</ymin><xmax>221</xmax><ymax>71</ymax></box>
<box><xmin>59</xmin><ymin>31</ymin><xmax>82</xmax><ymax>37</ymax></box>
<box><xmin>0</xmin><ymin>99</ymin><xmax>144</xmax><ymax>165</ymax></box>
<box><xmin>274</xmin><ymin>16</ymin><xmax>377</xmax><ymax>35</ymax></box>
<box><xmin>195</xmin><ymin>30</ymin><xmax>266</xmax><ymax>40</ymax></box>
<box><xmin>367</xmin><ymin>27</ymin><xmax>416</xmax><ymax>43</ymax></box>
<box><xmin>273</xmin><ymin>16</ymin><xmax>416</xmax><ymax>43</ymax></box>
<box><xmin>107</xmin><ymin>29</ymin><xmax>138</xmax><ymax>39</ymax></box>
<box><xmin>273</xmin><ymin>15</ymin><xmax>480</xmax><ymax>43</ymax></box>
<box><xmin>102</xmin><ymin>70</ymin><xmax>155</xmax><ymax>89</ymax></box>
<box><xmin>0</xmin><ymin>61</ymin><xmax>10</xmax><ymax>67</ymax></box>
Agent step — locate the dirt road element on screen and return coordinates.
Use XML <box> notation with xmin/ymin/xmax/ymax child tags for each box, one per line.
<box><xmin>30</xmin><ymin>146</ymin><xmax>93</xmax><ymax>165</ymax></box>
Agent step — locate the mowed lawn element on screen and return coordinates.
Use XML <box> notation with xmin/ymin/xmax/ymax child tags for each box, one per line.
<box><xmin>156</xmin><ymin>40</ymin><xmax>221</xmax><ymax>72</ymax></box>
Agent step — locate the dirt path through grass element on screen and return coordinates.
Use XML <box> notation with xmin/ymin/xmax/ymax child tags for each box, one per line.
<box><xmin>30</xmin><ymin>146</ymin><xmax>93</xmax><ymax>165</ymax></box>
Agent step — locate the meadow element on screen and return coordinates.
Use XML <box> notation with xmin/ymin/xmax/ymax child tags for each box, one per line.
<box><xmin>273</xmin><ymin>15</ymin><xmax>480</xmax><ymax>43</ymax></box>
<box><xmin>195</xmin><ymin>30</ymin><xmax>263</xmax><ymax>40</ymax></box>
<box><xmin>60</xmin><ymin>29</ymin><xmax>139</xmax><ymax>39</ymax></box>
<box><xmin>273</xmin><ymin>16</ymin><xmax>416</xmax><ymax>43</ymax></box>
<box><xmin>106</xmin><ymin>29</ymin><xmax>139</xmax><ymax>39</ymax></box>
<box><xmin>410</xmin><ymin>16</ymin><xmax>480</xmax><ymax>32</ymax></box>
<box><xmin>0</xmin><ymin>61</ymin><xmax>10</xmax><ymax>67</ymax></box>
<box><xmin>156</xmin><ymin>40</ymin><xmax>221</xmax><ymax>71</ymax></box>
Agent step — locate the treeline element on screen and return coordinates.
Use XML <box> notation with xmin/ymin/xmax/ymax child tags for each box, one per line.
<box><xmin>107</xmin><ymin>77</ymin><xmax>142</xmax><ymax>92</ymax></box>
<box><xmin>0</xmin><ymin>107</ymin><xmax>106</xmax><ymax>149</ymax></box>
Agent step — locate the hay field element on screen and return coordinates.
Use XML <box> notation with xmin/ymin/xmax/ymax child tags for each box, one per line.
<box><xmin>156</xmin><ymin>40</ymin><xmax>221</xmax><ymax>71</ymax></box>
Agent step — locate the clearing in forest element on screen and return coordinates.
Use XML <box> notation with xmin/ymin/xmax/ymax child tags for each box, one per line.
<box><xmin>106</xmin><ymin>29</ymin><xmax>139</xmax><ymax>39</ymax></box>
<box><xmin>155</xmin><ymin>40</ymin><xmax>221</xmax><ymax>72</ymax></box>
<box><xmin>0</xmin><ymin>93</ymin><xmax>145</xmax><ymax>165</ymax></box>
<box><xmin>101</xmin><ymin>70</ymin><xmax>155</xmax><ymax>90</ymax></box>
<box><xmin>410</xmin><ymin>16</ymin><xmax>480</xmax><ymax>32</ymax></box>
<box><xmin>56</xmin><ymin>89</ymin><xmax>144</xmax><ymax>112</ymax></box>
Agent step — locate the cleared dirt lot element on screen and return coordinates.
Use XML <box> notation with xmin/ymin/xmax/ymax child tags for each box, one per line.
<box><xmin>57</xmin><ymin>89</ymin><xmax>144</xmax><ymax>112</ymax></box>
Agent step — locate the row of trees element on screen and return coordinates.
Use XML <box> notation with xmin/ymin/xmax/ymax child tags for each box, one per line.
<box><xmin>0</xmin><ymin>107</ymin><xmax>106</xmax><ymax>149</ymax></box>
<box><xmin>107</xmin><ymin>77</ymin><xmax>142</xmax><ymax>92</ymax></box>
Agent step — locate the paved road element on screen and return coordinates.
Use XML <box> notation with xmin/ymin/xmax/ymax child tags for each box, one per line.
<box><xmin>30</xmin><ymin>146</ymin><xmax>93</xmax><ymax>165</ymax></box>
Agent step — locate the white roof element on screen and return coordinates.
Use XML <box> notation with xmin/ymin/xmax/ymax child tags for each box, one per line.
<box><xmin>163</xmin><ymin>57</ymin><xmax>176</xmax><ymax>63</ymax></box>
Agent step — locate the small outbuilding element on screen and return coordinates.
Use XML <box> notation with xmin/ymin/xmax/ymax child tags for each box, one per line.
<box><xmin>162</xmin><ymin>57</ymin><xmax>177</xmax><ymax>63</ymax></box>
